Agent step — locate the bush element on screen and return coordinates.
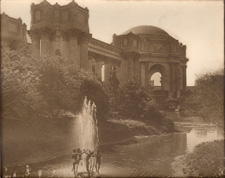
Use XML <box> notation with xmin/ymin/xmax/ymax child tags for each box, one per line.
<box><xmin>117</xmin><ymin>80</ymin><xmax>151</xmax><ymax>119</ymax></box>
<box><xmin>142</xmin><ymin>106</ymin><xmax>175</xmax><ymax>133</ymax></box>
<box><xmin>182</xmin><ymin>69</ymin><xmax>224</xmax><ymax>125</ymax></box>
<box><xmin>106</xmin><ymin>77</ymin><xmax>175</xmax><ymax>133</ymax></box>
<box><xmin>183</xmin><ymin>140</ymin><xmax>224</xmax><ymax>177</ymax></box>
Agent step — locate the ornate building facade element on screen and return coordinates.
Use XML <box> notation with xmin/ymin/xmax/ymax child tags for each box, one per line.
<box><xmin>1</xmin><ymin>0</ymin><xmax>188</xmax><ymax>98</ymax></box>
<box><xmin>1</xmin><ymin>12</ymin><xmax>28</xmax><ymax>49</ymax></box>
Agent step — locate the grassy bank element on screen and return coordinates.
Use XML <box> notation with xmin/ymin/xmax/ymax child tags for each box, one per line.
<box><xmin>98</xmin><ymin>118</ymin><xmax>161</xmax><ymax>145</ymax></box>
<box><xmin>173</xmin><ymin>140</ymin><xmax>224</xmax><ymax>177</ymax></box>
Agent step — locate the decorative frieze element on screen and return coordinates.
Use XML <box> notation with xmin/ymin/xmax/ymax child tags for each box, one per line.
<box><xmin>88</xmin><ymin>51</ymin><xmax>121</xmax><ymax>66</ymax></box>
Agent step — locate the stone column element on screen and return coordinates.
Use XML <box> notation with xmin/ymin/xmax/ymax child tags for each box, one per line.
<box><xmin>117</xmin><ymin>59</ymin><xmax>128</xmax><ymax>86</ymax></box>
<box><xmin>182</xmin><ymin>65</ymin><xmax>187</xmax><ymax>91</ymax></box>
<box><xmin>163</xmin><ymin>76</ymin><xmax>170</xmax><ymax>97</ymax></box>
<box><xmin>61</xmin><ymin>32</ymin><xmax>70</xmax><ymax>63</ymax></box>
<box><xmin>104</xmin><ymin>63</ymin><xmax>111</xmax><ymax>83</ymax></box>
<box><xmin>52</xmin><ymin>28</ymin><xmax>61</xmax><ymax>55</ymax></box>
<box><xmin>175</xmin><ymin>64</ymin><xmax>181</xmax><ymax>98</ymax></box>
<box><xmin>140</xmin><ymin>63</ymin><xmax>146</xmax><ymax>87</ymax></box>
<box><xmin>68</xmin><ymin>30</ymin><xmax>80</xmax><ymax>65</ymax></box>
<box><xmin>145</xmin><ymin>63</ymin><xmax>149</xmax><ymax>90</ymax></box>
<box><xmin>95</xmin><ymin>61</ymin><xmax>102</xmax><ymax>80</ymax></box>
<box><xmin>30</xmin><ymin>32</ymin><xmax>40</xmax><ymax>56</ymax></box>
<box><xmin>134</xmin><ymin>59</ymin><xmax>139</xmax><ymax>80</ymax></box>
<box><xmin>161</xmin><ymin>76</ymin><xmax>164</xmax><ymax>90</ymax></box>
<box><xmin>170</xmin><ymin>63</ymin><xmax>176</xmax><ymax>97</ymax></box>
<box><xmin>40</xmin><ymin>30</ymin><xmax>51</xmax><ymax>56</ymax></box>
<box><xmin>179</xmin><ymin>66</ymin><xmax>183</xmax><ymax>91</ymax></box>
<box><xmin>80</xmin><ymin>33</ymin><xmax>91</xmax><ymax>71</ymax></box>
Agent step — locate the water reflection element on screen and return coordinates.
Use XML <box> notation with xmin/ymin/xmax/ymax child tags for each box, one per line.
<box><xmin>101</xmin><ymin>133</ymin><xmax>188</xmax><ymax>177</ymax></box>
<box><xmin>186</xmin><ymin>126</ymin><xmax>224</xmax><ymax>152</ymax></box>
<box><xmin>101</xmin><ymin>122</ymin><xmax>223</xmax><ymax>177</ymax></box>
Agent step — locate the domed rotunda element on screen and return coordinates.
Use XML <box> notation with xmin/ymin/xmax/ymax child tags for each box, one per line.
<box><xmin>113</xmin><ymin>25</ymin><xmax>188</xmax><ymax>98</ymax></box>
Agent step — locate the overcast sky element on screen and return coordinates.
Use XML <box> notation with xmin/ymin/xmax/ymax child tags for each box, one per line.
<box><xmin>1</xmin><ymin>0</ymin><xmax>224</xmax><ymax>86</ymax></box>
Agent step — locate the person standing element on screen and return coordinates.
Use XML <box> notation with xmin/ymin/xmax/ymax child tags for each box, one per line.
<box><xmin>25</xmin><ymin>165</ymin><xmax>31</xmax><ymax>178</ymax></box>
<box><xmin>76</xmin><ymin>148</ymin><xmax>83</xmax><ymax>174</ymax></box>
<box><xmin>95</xmin><ymin>149</ymin><xmax>101</xmax><ymax>174</ymax></box>
<box><xmin>84</xmin><ymin>150</ymin><xmax>94</xmax><ymax>177</ymax></box>
<box><xmin>3</xmin><ymin>167</ymin><xmax>9</xmax><ymax>178</ymax></box>
<box><xmin>38</xmin><ymin>170</ymin><xmax>42</xmax><ymax>178</ymax></box>
<box><xmin>72</xmin><ymin>148</ymin><xmax>83</xmax><ymax>176</ymax></box>
<box><xmin>72</xmin><ymin>148</ymin><xmax>77</xmax><ymax>172</ymax></box>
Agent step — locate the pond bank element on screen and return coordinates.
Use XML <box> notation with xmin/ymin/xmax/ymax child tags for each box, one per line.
<box><xmin>3</xmin><ymin>117</ymin><xmax>172</xmax><ymax>167</ymax></box>
<box><xmin>4</xmin><ymin>116</ymin><xmax>223</xmax><ymax>177</ymax></box>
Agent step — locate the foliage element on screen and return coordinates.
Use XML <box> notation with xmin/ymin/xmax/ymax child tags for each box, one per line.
<box><xmin>79</xmin><ymin>73</ymin><xmax>109</xmax><ymax>119</ymax></box>
<box><xmin>117</xmin><ymin>80</ymin><xmax>151</xmax><ymax>118</ymax></box>
<box><xmin>106</xmin><ymin>67</ymin><xmax>120</xmax><ymax>112</ymax></box>
<box><xmin>183</xmin><ymin>69</ymin><xmax>224</xmax><ymax>125</ymax></box>
<box><xmin>183</xmin><ymin>140</ymin><xmax>224</xmax><ymax>177</ymax></box>
<box><xmin>105</xmin><ymin>76</ymin><xmax>175</xmax><ymax>132</ymax></box>
<box><xmin>1</xmin><ymin>42</ymin><xmax>43</xmax><ymax>123</ymax></box>
<box><xmin>143</xmin><ymin>107</ymin><xmax>175</xmax><ymax>132</ymax></box>
<box><xmin>1</xmin><ymin>42</ymin><xmax>108</xmax><ymax>124</ymax></box>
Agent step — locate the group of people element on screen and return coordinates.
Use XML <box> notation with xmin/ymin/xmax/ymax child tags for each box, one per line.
<box><xmin>3</xmin><ymin>165</ymin><xmax>32</xmax><ymax>178</ymax></box>
<box><xmin>3</xmin><ymin>148</ymin><xmax>101</xmax><ymax>178</ymax></box>
<box><xmin>71</xmin><ymin>148</ymin><xmax>101</xmax><ymax>177</ymax></box>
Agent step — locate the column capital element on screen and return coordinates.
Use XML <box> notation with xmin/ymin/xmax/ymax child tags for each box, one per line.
<box><xmin>28</xmin><ymin>29</ymin><xmax>40</xmax><ymax>40</ymax></box>
<box><xmin>121</xmin><ymin>51</ymin><xmax>140</xmax><ymax>60</ymax></box>
<box><xmin>39</xmin><ymin>27</ymin><xmax>54</xmax><ymax>40</ymax></box>
<box><xmin>51</xmin><ymin>27</ymin><xmax>61</xmax><ymax>40</ymax></box>
<box><xmin>68</xmin><ymin>29</ymin><xmax>81</xmax><ymax>39</ymax></box>
<box><xmin>61</xmin><ymin>30</ymin><xmax>69</xmax><ymax>41</ymax></box>
<box><xmin>80</xmin><ymin>32</ymin><xmax>92</xmax><ymax>44</ymax></box>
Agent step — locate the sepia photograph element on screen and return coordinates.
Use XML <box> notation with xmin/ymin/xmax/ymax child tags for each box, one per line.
<box><xmin>1</xmin><ymin>0</ymin><xmax>224</xmax><ymax>177</ymax></box>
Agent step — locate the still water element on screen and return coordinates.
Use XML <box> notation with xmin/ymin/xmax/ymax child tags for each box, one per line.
<box><xmin>99</xmin><ymin>121</ymin><xmax>224</xmax><ymax>177</ymax></box>
<box><xmin>7</xmin><ymin>120</ymin><xmax>224</xmax><ymax>177</ymax></box>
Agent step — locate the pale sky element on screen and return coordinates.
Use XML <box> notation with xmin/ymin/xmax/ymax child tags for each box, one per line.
<box><xmin>1</xmin><ymin>0</ymin><xmax>224</xmax><ymax>86</ymax></box>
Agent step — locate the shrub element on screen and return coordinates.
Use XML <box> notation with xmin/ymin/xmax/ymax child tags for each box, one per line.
<box><xmin>182</xmin><ymin>69</ymin><xmax>224</xmax><ymax>125</ymax></box>
<box><xmin>183</xmin><ymin>140</ymin><xmax>224</xmax><ymax>177</ymax></box>
<box><xmin>117</xmin><ymin>80</ymin><xmax>151</xmax><ymax>119</ymax></box>
<box><xmin>106</xmin><ymin>77</ymin><xmax>175</xmax><ymax>132</ymax></box>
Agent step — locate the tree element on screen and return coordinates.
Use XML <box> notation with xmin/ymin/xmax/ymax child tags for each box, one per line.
<box><xmin>1</xmin><ymin>42</ymin><xmax>43</xmax><ymax>123</ymax></box>
<box><xmin>194</xmin><ymin>69</ymin><xmax>224</xmax><ymax>125</ymax></box>
<box><xmin>117</xmin><ymin>80</ymin><xmax>152</xmax><ymax>118</ymax></box>
<box><xmin>2</xmin><ymin>41</ymin><xmax>109</xmax><ymax>123</ymax></box>
<box><xmin>106</xmin><ymin>67</ymin><xmax>120</xmax><ymax>112</ymax></box>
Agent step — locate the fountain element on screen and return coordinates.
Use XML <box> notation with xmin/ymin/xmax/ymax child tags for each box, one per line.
<box><xmin>73</xmin><ymin>97</ymin><xmax>99</xmax><ymax>151</ymax></box>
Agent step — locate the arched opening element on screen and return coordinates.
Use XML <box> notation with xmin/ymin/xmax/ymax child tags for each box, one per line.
<box><xmin>148</xmin><ymin>64</ymin><xmax>168</xmax><ymax>92</ymax></box>
<box><xmin>150</xmin><ymin>72</ymin><xmax>162</xmax><ymax>90</ymax></box>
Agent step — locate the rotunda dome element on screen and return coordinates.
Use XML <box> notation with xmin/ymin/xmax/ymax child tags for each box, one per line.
<box><xmin>121</xmin><ymin>25</ymin><xmax>169</xmax><ymax>36</ymax></box>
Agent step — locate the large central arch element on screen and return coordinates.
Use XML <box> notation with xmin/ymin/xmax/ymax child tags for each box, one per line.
<box><xmin>148</xmin><ymin>64</ymin><xmax>169</xmax><ymax>91</ymax></box>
